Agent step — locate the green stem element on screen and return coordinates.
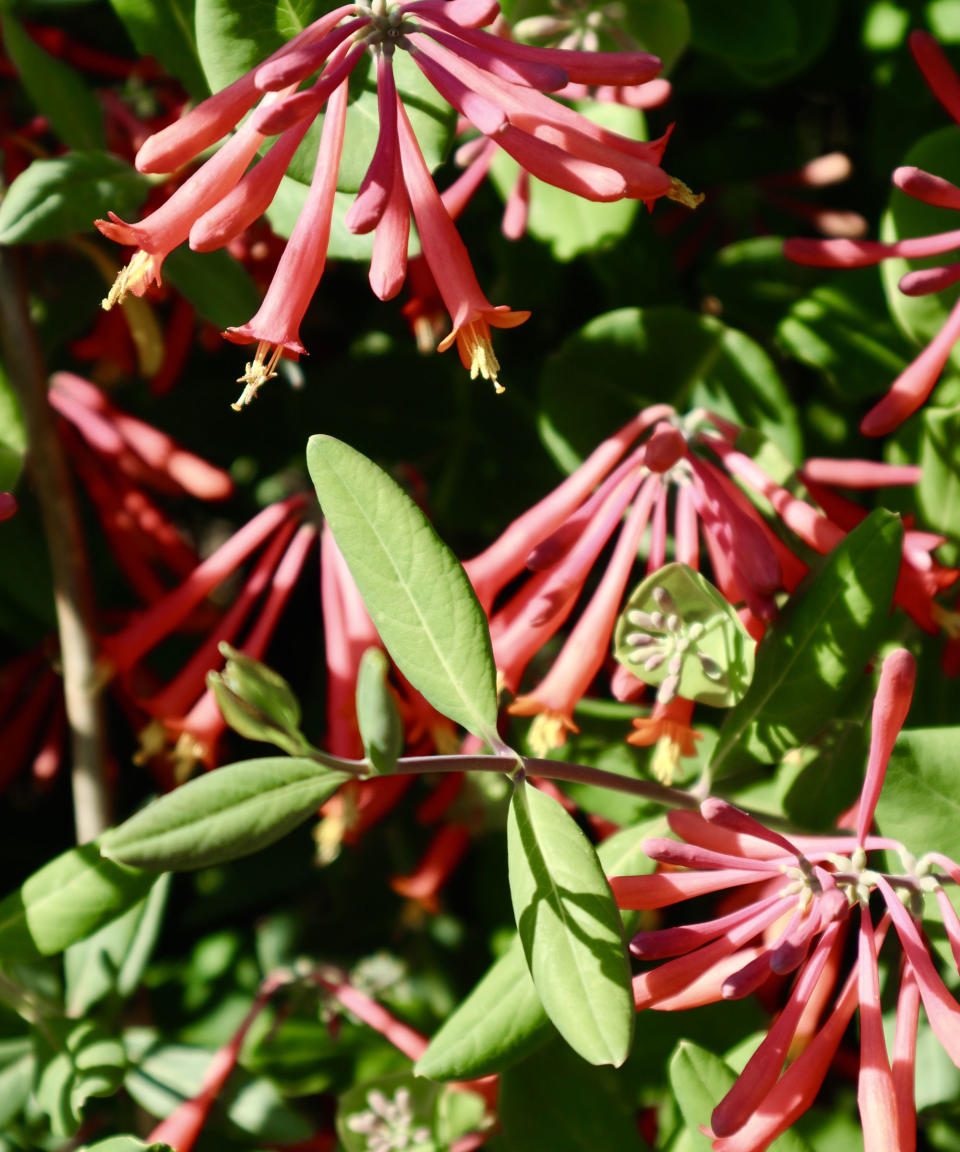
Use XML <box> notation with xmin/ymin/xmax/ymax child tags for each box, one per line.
<box><xmin>389</xmin><ymin>753</ymin><xmax>700</xmax><ymax>810</ymax></box>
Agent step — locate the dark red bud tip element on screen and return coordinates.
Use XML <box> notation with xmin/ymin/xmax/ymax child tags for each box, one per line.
<box><xmin>644</xmin><ymin>423</ymin><xmax>686</xmax><ymax>472</ymax></box>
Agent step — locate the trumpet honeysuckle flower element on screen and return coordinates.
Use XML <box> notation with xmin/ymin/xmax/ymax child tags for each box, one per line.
<box><xmin>465</xmin><ymin>406</ymin><xmax>945</xmax><ymax>754</ymax></box>
<box><xmin>95</xmin><ymin>0</ymin><xmax>691</xmax><ymax>402</ymax></box>
<box><xmin>609</xmin><ymin>651</ymin><xmax>960</xmax><ymax>1151</ymax></box>
<box><xmin>784</xmin><ymin>32</ymin><xmax>960</xmax><ymax>435</ymax></box>
<box><xmin>625</xmin><ymin>696</ymin><xmax>701</xmax><ymax>785</ymax></box>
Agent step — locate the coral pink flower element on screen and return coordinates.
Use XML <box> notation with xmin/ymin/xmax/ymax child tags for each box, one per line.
<box><xmin>610</xmin><ymin>651</ymin><xmax>960</xmax><ymax>1150</ymax></box>
<box><xmin>97</xmin><ymin>0</ymin><xmax>694</xmax><ymax>401</ymax></box>
<box><xmin>466</xmin><ymin>407</ymin><xmax>944</xmax><ymax>753</ymax></box>
<box><xmin>625</xmin><ymin>696</ymin><xmax>701</xmax><ymax>784</ymax></box>
<box><xmin>785</xmin><ymin>32</ymin><xmax>960</xmax><ymax>434</ymax></box>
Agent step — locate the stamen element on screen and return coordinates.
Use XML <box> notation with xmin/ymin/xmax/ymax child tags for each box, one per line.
<box><xmin>232</xmin><ymin>341</ymin><xmax>284</xmax><ymax>411</ymax></box>
<box><xmin>464</xmin><ymin>320</ymin><xmax>505</xmax><ymax>393</ymax></box>
<box><xmin>102</xmin><ymin>250</ymin><xmax>156</xmax><ymax>311</ymax></box>
<box><xmin>666</xmin><ymin>176</ymin><xmax>705</xmax><ymax>209</ymax></box>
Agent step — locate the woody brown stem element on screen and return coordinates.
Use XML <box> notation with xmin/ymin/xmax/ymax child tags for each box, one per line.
<box><xmin>0</xmin><ymin>247</ymin><xmax>111</xmax><ymax>842</ymax></box>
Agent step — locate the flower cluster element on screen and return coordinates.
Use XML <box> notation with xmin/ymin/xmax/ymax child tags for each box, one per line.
<box><xmin>785</xmin><ymin>32</ymin><xmax>960</xmax><ymax>435</ymax></box>
<box><xmin>464</xmin><ymin>405</ymin><xmax>947</xmax><ymax>757</ymax></box>
<box><xmin>611</xmin><ymin>650</ymin><xmax>960</xmax><ymax>1151</ymax></box>
<box><xmin>94</xmin><ymin>0</ymin><xmax>695</xmax><ymax>404</ymax></box>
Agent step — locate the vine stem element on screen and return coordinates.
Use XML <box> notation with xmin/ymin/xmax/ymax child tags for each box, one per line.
<box><xmin>389</xmin><ymin>753</ymin><xmax>701</xmax><ymax>810</ymax></box>
<box><xmin>0</xmin><ymin>247</ymin><xmax>111</xmax><ymax>842</ymax></box>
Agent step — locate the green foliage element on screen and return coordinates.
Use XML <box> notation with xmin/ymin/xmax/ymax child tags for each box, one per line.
<box><xmin>0</xmin><ymin>843</ymin><xmax>154</xmax><ymax>959</ymax></box>
<box><xmin>540</xmin><ymin>307</ymin><xmax>801</xmax><ymax>474</ymax></box>
<box><xmin>668</xmin><ymin>1041</ymin><xmax>811</xmax><ymax>1152</ymax></box>
<box><xmin>307</xmin><ymin>435</ymin><xmax>501</xmax><ymax>745</ymax></box>
<box><xmin>507</xmin><ymin>779</ymin><xmax>634</xmax><ymax>1067</ymax></box>
<box><xmin>875</xmin><ymin>728</ymin><xmax>960</xmax><ymax>862</ymax></box>
<box><xmin>33</xmin><ymin>1019</ymin><xmax>126</xmax><ymax>1137</ymax></box>
<box><xmin>108</xmin><ymin>0</ymin><xmax>207</xmax><ymax>98</ymax></box>
<box><xmin>417</xmin><ymin>821</ymin><xmax>660</xmax><ymax>1081</ymax></box>
<box><xmin>489</xmin><ymin>103</ymin><xmax>642</xmax><ymax>262</ymax></box>
<box><xmin>0</xmin><ymin>153</ymin><xmax>149</xmax><ymax>246</ymax></box>
<box><xmin>2</xmin><ymin>16</ymin><xmax>104</xmax><ymax>150</ymax></box>
<box><xmin>920</xmin><ymin>405</ymin><xmax>960</xmax><ymax>536</ymax></box>
<box><xmin>162</xmin><ymin>246</ymin><xmax>262</xmax><ymax>330</ymax></box>
<box><xmin>497</xmin><ymin>1039</ymin><xmax>643</xmax><ymax>1150</ymax></box>
<box><xmin>0</xmin><ymin>362</ymin><xmax>25</xmax><ymax>492</ymax></box>
<box><xmin>100</xmin><ymin>757</ymin><xmax>350</xmax><ymax>870</ymax></box>
<box><xmin>711</xmin><ymin>510</ymin><xmax>904</xmax><ymax>781</ymax></box>
<box><xmin>881</xmin><ymin>126</ymin><xmax>960</xmax><ymax>368</ymax></box>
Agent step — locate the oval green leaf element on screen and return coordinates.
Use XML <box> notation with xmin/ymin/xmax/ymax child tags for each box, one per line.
<box><xmin>507</xmin><ymin>780</ymin><xmax>634</xmax><ymax>1068</ymax></box>
<box><xmin>540</xmin><ymin>307</ymin><xmax>800</xmax><ymax>475</ymax></box>
<box><xmin>0</xmin><ymin>843</ymin><xmax>154</xmax><ymax>960</ymax></box>
<box><xmin>710</xmin><ymin>509</ymin><xmax>903</xmax><ymax>780</ymax></box>
<box><xmin>100</xmin><ymin>757</ymin><xmax>349</xmax><ymax>871</ymax></box>
<box><xmin>0</xmin><ymin>153</ymin><xmax>149</xmax><ymax>246</ymax></box>
<box><xmin>417</xmin><ymin>821</ymin><xmax>660</xmax><ymax>1081</ymax></box>
<box><xmin>307</xmin><ymin>435</ymin><xmax>500</xmax><ymax>744</ymax></box>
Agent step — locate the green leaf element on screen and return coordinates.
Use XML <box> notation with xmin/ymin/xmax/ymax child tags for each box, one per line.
<box><xmin>1</xmin><ymin>17</ymin><xmax>104</xmax><ymax>151</ymax></box>
<box><xmin>875</xmin><ymin>728</ymin><xmax>960</xmax><ymax>862</ymax></box>
<box><xmin>506</xmin><ymin>780</ymin><xmax>634</xmax><ymax>1067</ymax></box>
<box><xmin>416</xmin><ymin>821</ymin><xmax>661</xmax><ymax>1081</ymax></box>
<box><xmin>415</xmin><ymin>936</ymin><xmax>553</xmax><ymax>1082</ymax></box>
<box><xmin>669</xmin><ymin>1041</ymin><xmax>811</xmax><ymax>1152</ymax></box>
<box><xmin>498</xmin><ymin>1039</ymin><xmax>643</xmax><ymax>1152</ymax></box>
<box><xmin>34</xmin><ymin>1020</ymin><xmax>126</xmax><ymax>1137</ymax></box>
<box><xmin>613</xmin><ymin>563</ymin><xmax>755</xmax><ymax>707</ymax></box>
<box><xmin>267</xmin><ymin>179</ymin><xmax>376</xmax><ymax>261</ymax></box>
<box><xmin>687</xmin><ymin>0</ymin><xmax>797</xmax><ymax>65</ymax></box>
<box><xmin>162</xmin><ymin>245</ymin><xmax>261</xmax><ymax>330</ymax></box>
<box><xmin>710</xmin><ymin>510</ymin><xmax>903</xmax><ymax>780</ymax></box>
<box><xmin>881</xmin><ymin>126</ymin><xmax>960</xmax><ymax>368</ymax></box>
<box><xmin>0</xmin><ymin>1038</ymin><xmax>34</xmax><ymax>1130</ymax></box>
<box><xmin>701</xmin><ymin>236</ymin><xmax>825</xmax><ymax>333</ymax></box>
<box><xmin>488</xmin><ymin>102</ymin><xmax>641</xmax><ymax>263</ymax></box>
<box><xmin>0</xmin><ymin>843</ymin><xmax>154</xmax><ymax>960</ymax></box>
<box><xmin>540</xmin><ymin>307</ymin><xmax>800</xmax><ymax>475</ymax></box>
<box><xmin>307</xmin><ymin>435</ymin><xmax>500</xmax><ymax>744</ymax></box>
<box><xmin>620</xmin><ymin>0</ymin><xmax>690</xmax><ymax>72</ymax></box>
<box><xmin>356</xmin><ymin>647</ymin><xmax>404</xmax><ymax>774</ymax></box>
<box><xmin>64</xmin><ymin>873</ymin><xmax>170</xmax><ymax>1016</ymax></box>
<box><xmin>195</xmin><ymin>0</ymin><xmax>454</xmax><ymax>193</ymax></box>
<box><xmin>776</xmin><ymin>269</ymin><xmax>913</xmax><ymax>402</ymax></box>
<box><xmin>100</xmin><ymin>757</ymin><xmax>349</xmax><ymax>871</ymax></box>
<box><xmin>920</xmin><ymin>406</ymin><xmax>960</xmax><ymax>537</ymax></box>
<box><xmin>0</xmin><ymin>153</ymin><xmax>149</xmax><ymax>246</ymax></box>
<box><xmin>0</xmin><ymin>361</ymin><xmax>25</xmax><ymax>492</ymax></box>
<box><xmin>108</xmin><ymin>0</ymin><xmax>208</xmax><ymax>99</ymax></box>
<box><xmin>124</xmin><ymin>1034</ymin><xmax>311</xmax><ymax>1142</ymax></box>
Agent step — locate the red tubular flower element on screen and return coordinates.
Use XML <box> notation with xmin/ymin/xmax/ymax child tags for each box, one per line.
<box><xmin>784</xmin><ymin>33</ymin><xmax>960</xmax><ymax>434</ymax></box>
<box><xmin>97</xmin><ymin>1</ymin><xmax>693</xmax><ymax>401</ymax></box>
<box><xmin>467</xmin><ymin>407</ymin><xmax>944</xmax><ymax>754</ymax></box>
<box><xmin>609</xmin><ymin>651</ymin><xmax>960</xmax><ymax>1151</ymax></box>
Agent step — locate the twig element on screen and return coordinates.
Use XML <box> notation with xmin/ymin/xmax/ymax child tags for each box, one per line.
<box><xmin>0</xmin><ymin>247</ymin><xmax>110</xmax><ymax>841</ymax></box>
<box><xmin>391</xmin><ymin>753</ymin><xmax>701</xmax><ymax>809</ymax></box>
